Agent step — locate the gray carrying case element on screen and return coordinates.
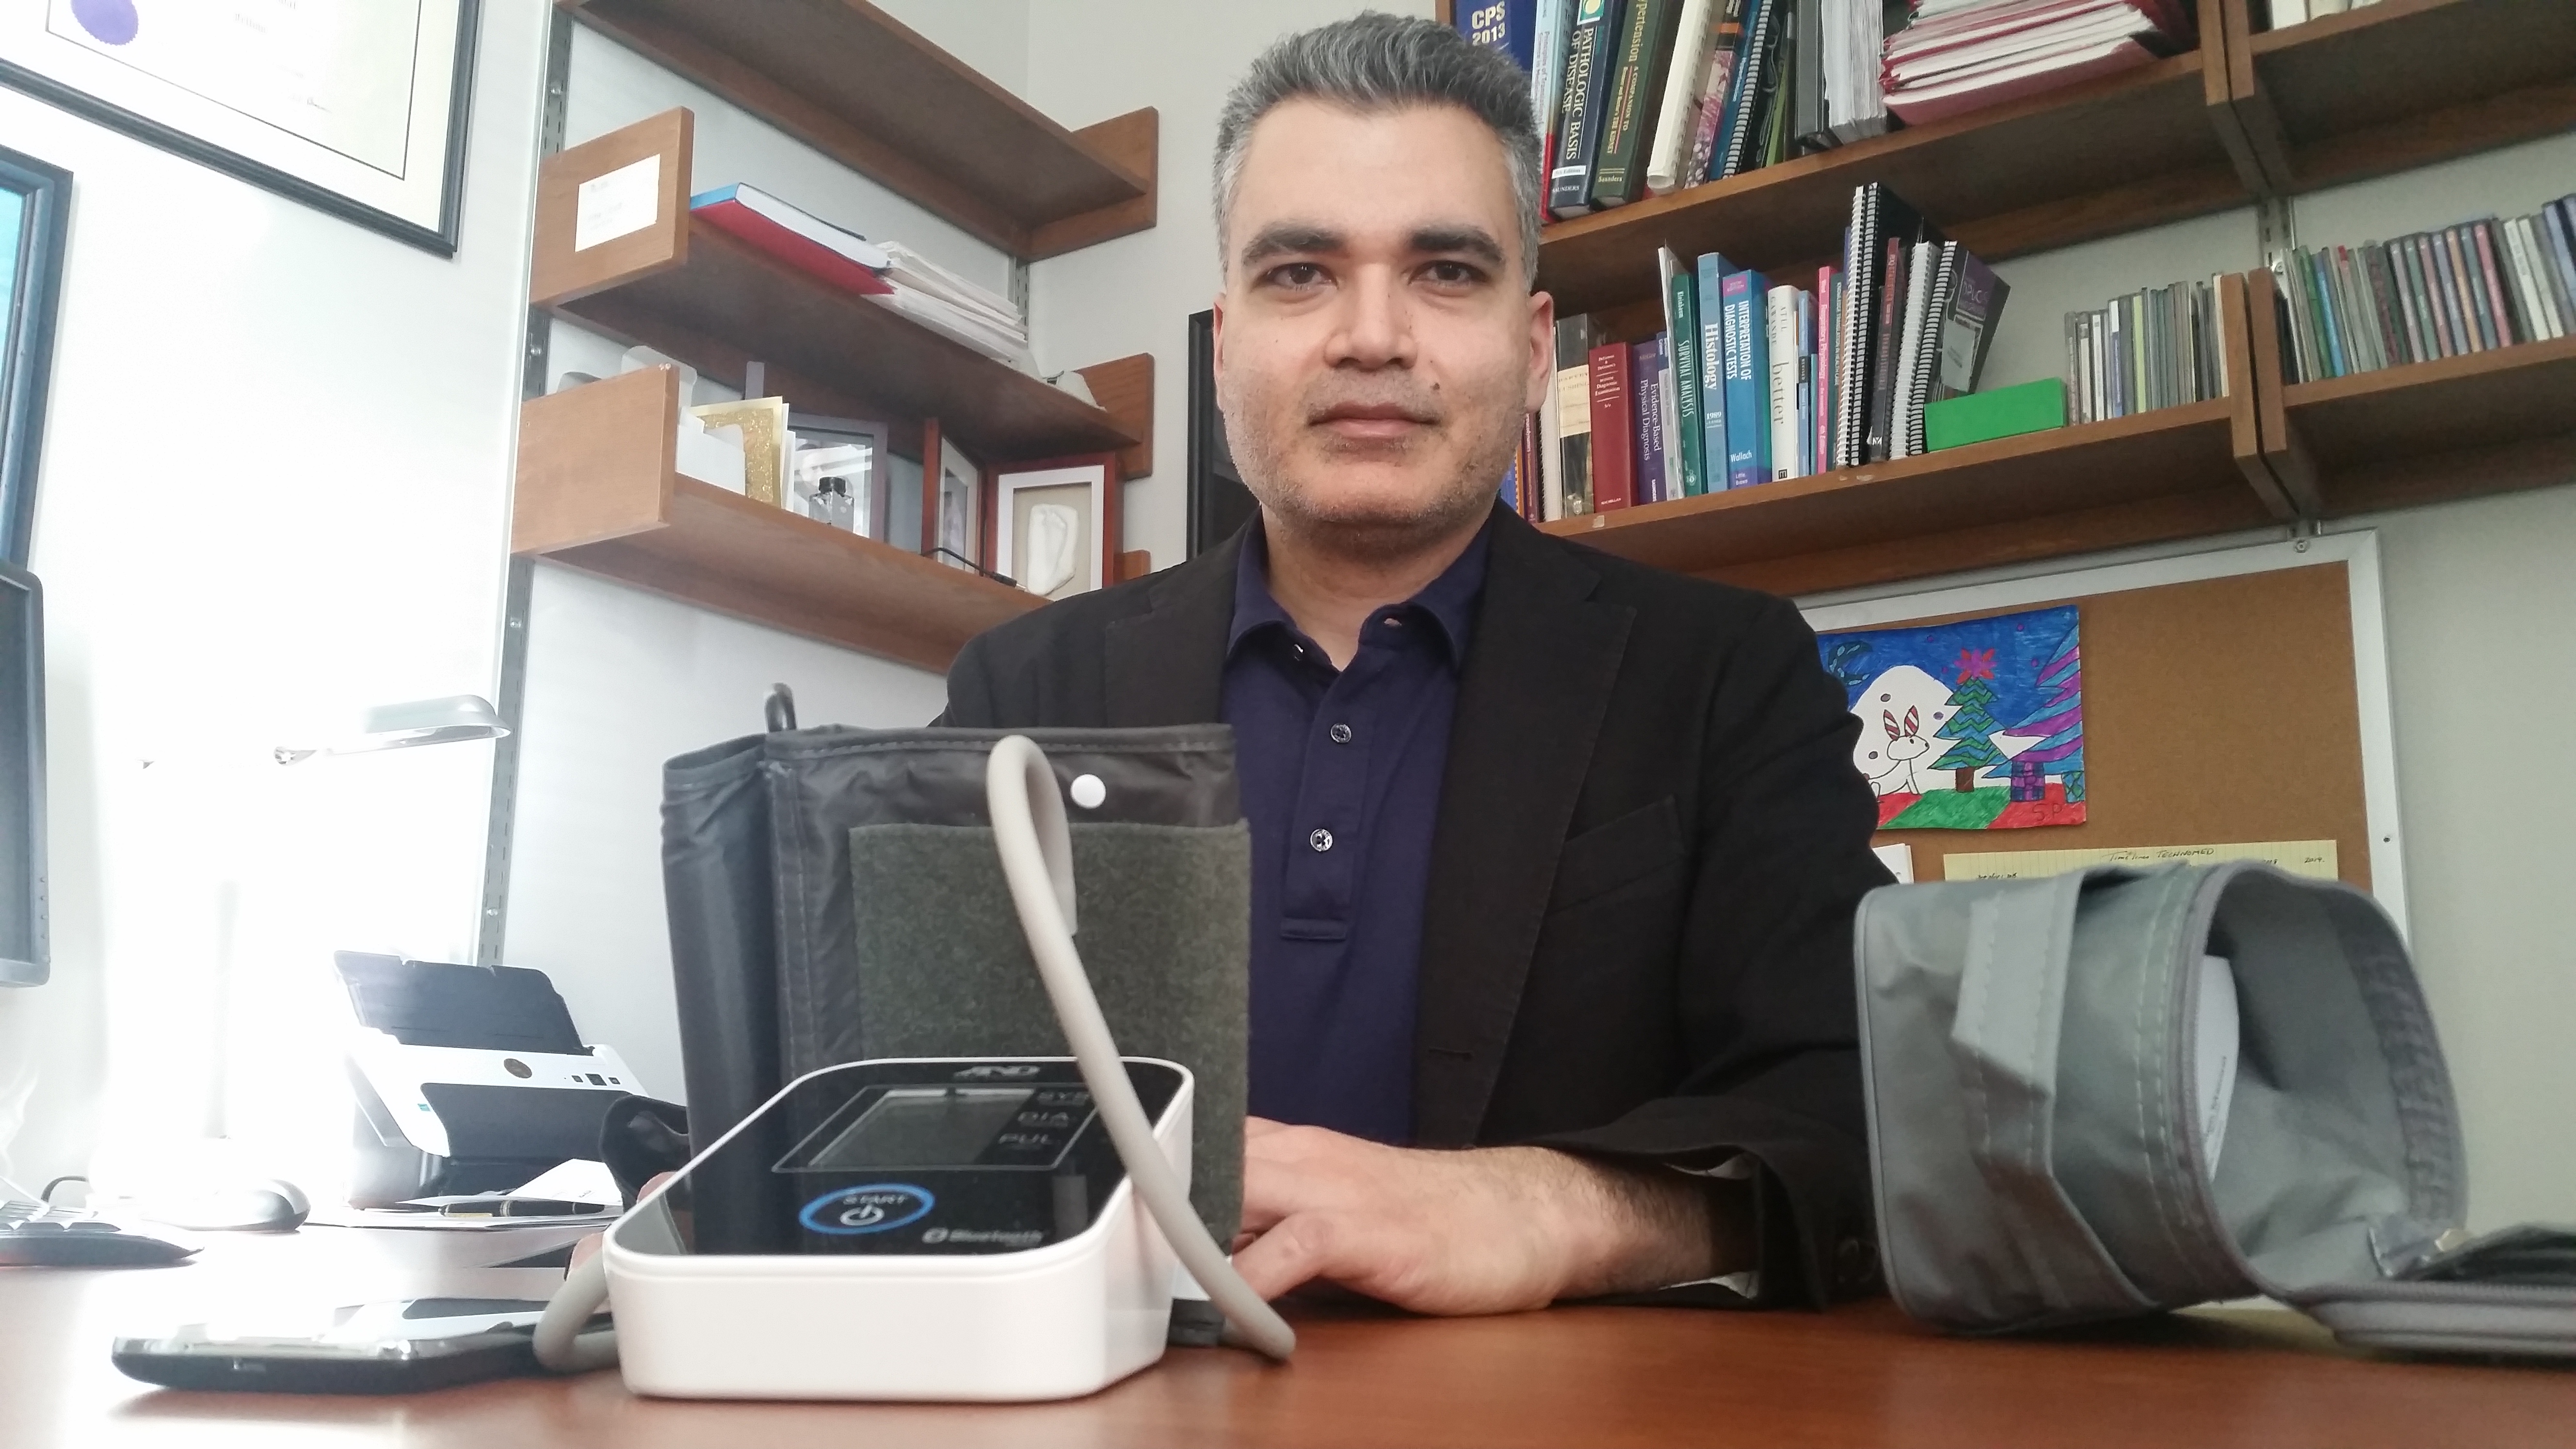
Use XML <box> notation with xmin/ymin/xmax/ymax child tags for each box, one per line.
<box><xmin>1856</xmin><ymin>861</ymin><xmax>2576</xmax><ymax>1358</ymax></box>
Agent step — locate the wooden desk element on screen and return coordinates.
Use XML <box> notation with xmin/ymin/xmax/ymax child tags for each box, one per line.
<box><xmin>6</xmin><ymin>1232</ymin><xmax>2572</xmax><ymax>1448</ymax></box>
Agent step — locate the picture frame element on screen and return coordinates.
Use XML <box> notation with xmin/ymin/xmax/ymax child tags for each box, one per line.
<box><xmin>0</xmin><ymin>145</ymin><xmax>67</xmax><ymax>568</ymax></box>
<box><xmin>0</xmin><ymin>2</ymin><xmax>480</xmax><ymax>257</ymax></box>
<box><xmin>788</xmin><ymin>411</ymin><xmax>892</xmax><ymax>542</ymax></box>
<box><xmin>994</xmin><ymin>454</ymin><xmax>1121</xmax><ymax>601</ymax></box>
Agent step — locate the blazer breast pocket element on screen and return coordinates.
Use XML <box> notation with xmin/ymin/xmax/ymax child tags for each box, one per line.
<box><xmin>1546</xmin><ymin>797</ymin><xmax>1684</xmax><ymax>914</ymax></box>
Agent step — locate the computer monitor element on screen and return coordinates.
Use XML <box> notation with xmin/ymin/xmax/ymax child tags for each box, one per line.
<box><xmin>1</xmin><ymin>560</ymin><xmax>42</xmax><ymax>986</ymax></box>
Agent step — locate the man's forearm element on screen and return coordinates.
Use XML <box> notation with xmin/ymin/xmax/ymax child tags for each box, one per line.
<box><xmin>1524</xmin><ymin>1148</ymin><xmax>1755</xmax><ymax>1300</ymax></box>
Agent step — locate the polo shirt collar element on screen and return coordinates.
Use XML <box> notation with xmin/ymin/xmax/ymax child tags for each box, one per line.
<box><xmin>1228</xmin><ymin>514</ymin><xmax>1491</xmax><ymax>666</ymax></box>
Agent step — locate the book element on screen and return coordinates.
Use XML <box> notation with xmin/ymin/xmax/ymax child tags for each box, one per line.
<box><xmin>1789</xmin><ymin>0</ymin><xmax>1831</xmax><ymax>151</ymax></box>
<box><xmin>1934</xmin><ymin>247</ymin><xmax>2010</xmax><ymax>400</ymax></box>
<box><xmin>1455</xmin><ymin>0</ymin><xmax>1541</xmax><ymax>69</ymax></box>
<box><xmin>2472</xmin><ymin>220</ymin><xmax>2519</xmax><ymax>346</ymax></box>
<box><xmin>1684</xmin><ymin>0</ymin><xmax>1748</xmax><ymax>185</ymax></box>
<box><xmin>1712</xmin><ymin>0</ymin><xmax>1783</xmax><ymax>181</ymax></box>
<box><xmin>1695</xmin><ymin>251</ymin><xmax>1734</xmax><ymax>491</ymax></box>
<box><xmin>1647</xmin><ymin>0</ymin><xmax>1720</xmax><ymax>194</ymax></box>
<box><xmin>1720</xmin><ymin>268</ymin><xmax>1771</xmax><ymax>487</ymax></box>
<box><xmin>1864</xmin><ymin>234</ymin><xmax>1913</xmax><ymax>461</ymax></box>
<box><xmin>1880</xmin><ymin>0</ymin><xmax>2190</xmax><ymax>127</ymax></box>
<box><xmin>1632</xmin><ymin>338</ymin><xmax>1667</xmax><ymax>503</ymax></box>
<box><xmin>690</xmin><ymin>184</ymin><xmax>894</xmax><ymax>297</ymax></box>
<box><xmin>1814</xmin><ymin>264</ymin><xmax>1838</xmax><ymax>475</ymax></box>
<box><xmin>1886</xmin><ymin>241</ymin><xmax>1937</xmax><ymax>459</ymax></box>
<box><xmin>1587</xmin><ymin>340</ymin><xmax>1637</xmax><ymax>510</ymax></box>
<box><xmin>1589</xmin><ymin>0</ymin><xmax>1681</xmax><ymax>208</ymax></box>
<box><xmin>1537</xmin><ymin>325</ymin><xmax>1565</xmax><ymax>520</ymax></box>
<box><xmin>1658</xmin><ymin>247</ymin><xmax>1707</xmax><ymax>495</ymax></box>
<box><xmin>1834</xmin><ymin>183</ymin><xmax>1942</xmax><ymax>469</ymax></box>
<box><xmin>1555</xmin><ymin>315</ymin><xmax>1596</xmax><ymax>514</ymax></box>
<box><xmin>1532</xmin><ymin>0</ymin><xmax>1577</xmax><ymax>167</ymax></box>
<box><xmin>1547</xmin><ymin>0</ymin><xmax>1626</xmax><ymax>217</ymax></box>
<box><xmin>1767</xmin><ymin>283</ymin><xmax>1801</xmax><ymax>480</ymax></box>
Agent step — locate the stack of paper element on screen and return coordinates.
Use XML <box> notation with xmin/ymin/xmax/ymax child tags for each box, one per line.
<box><xmin>1881</xmin><ymin>0</ymin><xmax>2193</xmax><ymax>126</ymax></box>
<box><xmin>870</xmin><ymin>242</ymin><xmax>1033</xmax><ymax>371</ymax></box>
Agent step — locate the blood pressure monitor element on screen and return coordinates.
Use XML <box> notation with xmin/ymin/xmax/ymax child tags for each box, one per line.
<box><xmin>603</xmin><ymin>1056</ymin><xmax>1192</xmax><ymax>1401</ymax></box>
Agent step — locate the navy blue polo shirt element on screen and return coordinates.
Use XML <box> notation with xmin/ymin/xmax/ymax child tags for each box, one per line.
<box><xmin>1220</xmin><ymin>519</ymin><xmax>1488</xmax><ymax>1144</ymax></box>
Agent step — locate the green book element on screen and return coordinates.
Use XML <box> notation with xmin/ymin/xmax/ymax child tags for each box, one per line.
<box><xmin>1587</xmin><ymin>0</ymin><xmax>1676</xmax><ymax>209</ymax></box>
<box><xmin>1922</xmin><ymin>378</ymin><xmax>2065</xmax><ymax>453</ymax></box>
<box><xmin>1659</xmin><ymin>246</ymin><xmax>1706</xmax><ymax>495</ymax></box>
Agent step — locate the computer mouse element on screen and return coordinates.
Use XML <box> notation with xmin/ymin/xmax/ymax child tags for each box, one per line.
<box><xmin>152</xmin><ymin>1178</ymin><xmax>311</xmax><ymax>1233</ymax></box>
<box><xmin>0</xmin><ymin>1220</ymin><xmax>198</xmax><ymax>1267</ymax></box>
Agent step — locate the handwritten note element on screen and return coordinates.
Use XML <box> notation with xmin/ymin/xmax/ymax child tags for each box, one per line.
<box><xmin>575</xmin><ymin>154</ymin><xmax>661</xmax><ymax>252</ymax></box>
<box><xmin>1941</xmin><ymin>839</ymin><xmax>2339</xmax><ymax>882</ymax></box>
<box><xmin>1872</xmin><ymin>842</ymin><xmax>1916</xmax><ymax>884</ymax></box>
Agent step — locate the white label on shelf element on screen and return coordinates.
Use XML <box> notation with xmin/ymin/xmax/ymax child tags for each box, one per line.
<box><xmin>575</xmin><ymin>155</ymin><xmax>661</xmax><ymax>252</ymax></box>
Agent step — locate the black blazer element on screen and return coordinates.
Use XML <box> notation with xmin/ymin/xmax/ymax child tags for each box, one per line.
<box><xmin>939</xmin><ymin>504</ymin><xmax>1891</xmax><ymax>1306</ymax></box>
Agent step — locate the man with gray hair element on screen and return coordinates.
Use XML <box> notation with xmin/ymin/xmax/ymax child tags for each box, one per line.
<box><xmin>942</xmin><ymin>13</ymin><xmax>1887</xmax><ymax>1315</ymax></box>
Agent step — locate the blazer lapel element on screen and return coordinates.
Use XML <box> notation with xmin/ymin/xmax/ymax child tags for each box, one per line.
<box><xmin>1102</xmin><ymin>527</ymin><xmax>1240</xmax><ymax>726</ymax></box>
<box><xmin>1413</xmin><ymin>511</ymin><xmax>1634</xmax><ymax>1145</ymax></box>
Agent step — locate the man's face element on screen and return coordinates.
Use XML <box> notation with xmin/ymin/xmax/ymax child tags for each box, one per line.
<box><xmin>1213</xmin><ymin>99</ymin><xmax>1552</xmax><ymax>556</ymax></box>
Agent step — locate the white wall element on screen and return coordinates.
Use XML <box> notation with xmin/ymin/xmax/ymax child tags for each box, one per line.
<box><xmin>2292</xmin><ymin>129</ymin><xmax>2576</xmax><ymax>1229</ymax></box>
<box><xmin>0</xmin><ymin>6</ymin><xmax>555</xmax><ymax>1190</ymax></box>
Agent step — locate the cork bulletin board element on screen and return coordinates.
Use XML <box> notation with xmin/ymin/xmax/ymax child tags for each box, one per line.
<box><xmin>1800</xmin><ymin>534</ymin><xmax>2404</xmax><ymax>927</ymax></box>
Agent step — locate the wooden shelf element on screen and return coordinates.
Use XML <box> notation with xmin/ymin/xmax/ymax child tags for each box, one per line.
<box><xmin>531</xmin><ymin>111</ymin><xmax>1145</xmax><ymax>466</ymax></box>
<box><xmin>1542</xmin><ymin>273</ymin><xmax>2285</xmax><ymax>595</ymax></box>
<box><xmin>559</xmin><ymin>0</ymin><xmax>1156</xmax><ymax>260</ymax></box>
<box><xmin>2244</xmin><ymin>268</ymin><xmax>2576</xmax><ymax>520</ymax></box>
<box><xmin>1538</xmin><ymin>46</ymin><xmax>2244</xmax><ymax>316</ymax></box>
<box><xmin>2227</xmin><ymin>0</ymin><xmax>2576</xmax><ymax>196</ymax></box>
<box><xmin>515</xmin><ymin>365</ymin><xmax>1040</xmax><ymax>671</ymax></box>
<box><xmin>1543</xmin><ymin>402</ymin><xmax>2281</xmax><ymax>596</ymax></box>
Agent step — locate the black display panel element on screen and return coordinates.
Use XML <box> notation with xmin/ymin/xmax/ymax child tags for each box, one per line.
<box><xmin>627</xmin><ymin>1059</ymin><xmax>1183</xmax><ymax>1258</ymax></box>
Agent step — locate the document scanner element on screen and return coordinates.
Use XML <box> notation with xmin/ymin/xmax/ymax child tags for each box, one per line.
<box><xmin>337</xmin><ymin>952</ymin><xmax>645</xmax><ymax>1207</ymax></box>
<box><xmin>533</xmin><ymin>735</ymin><xmax>1293</xmax><ymax>1399</ymax></box>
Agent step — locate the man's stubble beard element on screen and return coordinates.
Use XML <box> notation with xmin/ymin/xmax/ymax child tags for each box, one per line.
<box><xmin>1222</xmin><ymin>394</ymin><xmax>1521</xmax><ymax>566</ymax></box>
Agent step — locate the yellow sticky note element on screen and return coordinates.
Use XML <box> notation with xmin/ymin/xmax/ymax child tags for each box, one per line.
<box><xmin>1940</xmin><ymin>839</ymin><xmax>2339</xmax><ymax>882</ymax></box>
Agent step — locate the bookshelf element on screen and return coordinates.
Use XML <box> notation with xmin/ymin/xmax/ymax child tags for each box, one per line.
<box><xmin>515</xmin><ymin>366</ymin><xmax>1041</xmax><ymax>669</ymax></box>
<box><xmin>1542</xmin><ymin>275</ymin><xmax>2288</xmax><ymax>596</ymax></box>
<box><xmin>2223</xmin><ymin>0</ymin><xmax>2576</xmax><ymax>198</ymax></box>
<box><xmin>1542</xmin><ymin>51</ymin><xmax>2243</xmax><ymax>317</ymax></box>
<box><xmin>1514</xmin><ymin>0</ymin><xmax>2576</xmax><ymax>593</ymax></box>
<box><xmin>2243</xmin><ymin>268</ymin><xmax>2576</xmax><ymax>522</ymax></box>
<box><xmin>1535</xmin><ymin>0</ymin><xmax>2576</xmax><ymax>317</ymax></box>
<box><xmin>558</xmin><ymin>0</ymin><xmax>1156</xmax><ymax>260</ymax></box>
<box><xmin>531</xmin><ymin>110</ymin><xmax>1148</xmax><ymax>465</ymax></box>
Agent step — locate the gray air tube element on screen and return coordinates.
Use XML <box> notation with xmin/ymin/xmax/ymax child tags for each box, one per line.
<box><xmin>539</xmin><ymin>735</ymin><xmax>1293</xmax><ymax>1374</ymax></box>
<box><xmin>985</xmin><ymin>734</ymin><xmax>1295</xmax><ymax>1362</ymax></box>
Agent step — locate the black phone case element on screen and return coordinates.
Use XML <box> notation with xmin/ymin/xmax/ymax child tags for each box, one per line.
<box><xmin>111</xmin><ymin>1335</ymin><xmax>541</xmax><ymax>1394</ymax></box>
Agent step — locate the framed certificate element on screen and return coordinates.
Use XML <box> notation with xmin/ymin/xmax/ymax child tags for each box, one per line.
<box><xmin>0</xmin><ymin>144</ymin><xmax>65</xmax><ymax>568</ymax></box>
<box><xmin>0</xmin><ymin>1</ymin><xmax>479</xmax><ymax>256</ymax></box>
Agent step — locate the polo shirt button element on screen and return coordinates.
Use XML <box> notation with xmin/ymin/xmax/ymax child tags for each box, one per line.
<box><xmin>1329</xmin><ymin>723</ymin><xmax>1352</xmax><ymax>744</ymax></box>
<box><xmin>1309</xmin><ymin>828</ymin><xmax>1335</xmax><ymax>853</ymax></box>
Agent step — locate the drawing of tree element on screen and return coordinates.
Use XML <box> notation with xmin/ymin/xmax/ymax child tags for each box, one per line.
<box><xmin>1932</xmin><ymin>649</ymin><xmax>2007</xmax><ymax>791</ymax></box>
<box><xmin>2006</xmin><ymin>630</ymin><xmax>2085</xmax><ymax>801</ymax></box>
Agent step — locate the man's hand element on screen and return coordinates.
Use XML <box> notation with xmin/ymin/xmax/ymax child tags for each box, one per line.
<box><xmin>1231</xmin><ymin>1117</ymin><xmax>1745</xmax><ymax>1315</ymax></box>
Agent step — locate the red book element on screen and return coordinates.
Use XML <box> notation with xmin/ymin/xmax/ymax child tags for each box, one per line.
<box><xmin>1587</xmin><ymin>341</ymin><xmax>1635</xmax><ymax>512</ymax></box>
<box><xmin>692</xmin><ymin>185</ymin><xmax>895</xmax><ymax>298</ymax></box>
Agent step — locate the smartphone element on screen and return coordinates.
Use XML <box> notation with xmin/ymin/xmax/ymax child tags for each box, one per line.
<box><xmin>112</xmin><ymin>1297</ymin><xmax>592</xmax><ymax>1394</ymax></box>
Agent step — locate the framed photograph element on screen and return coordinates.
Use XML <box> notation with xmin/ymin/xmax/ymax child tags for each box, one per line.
<box><xmin>789</xmin><ymin>411</ymin><xmax>891</xmax><ymax>541</ymax></box>
<box><xmin>0</xmin><ymin>145</ymin><xmax>67</xmax><ymax>568</ymax></box>
<box><xmin>994</xmin><ymin>455</ymin><xmax>1121</xmax><ymax>601</ymax></box>
<box><xmin>0</xmin><ymin>2</ymin><xmax>480</xmax><ymax>256</ymax></box>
